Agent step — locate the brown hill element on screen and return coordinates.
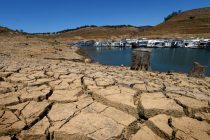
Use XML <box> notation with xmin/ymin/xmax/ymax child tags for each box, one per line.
<box><xmin>140</xmin><ymin>7</ymin><xmax>210</xmax><ymax>38</ymax></box>
<box><xmin>41</xmin><ymin>7</ymin><xmax>210</xmax><ymax>41</ymax></box>
<box><xmin>0</xmin><ymin>26</ymin><xmax>21</xmax><ymax>36</ymax></box>
<box><xmin>37</xmin><ymin>26</ymin><xmax>148</xmax><ymax>42</ymax></box>
<box><xmin>58</xmin><ymin>26</ymin><xmax>139</xmax><ymax>39</ymax></box>
<box><xmin>2</xmin><ymin>7</ymin><xmax>210</xmax><ymax>41</ymax></box>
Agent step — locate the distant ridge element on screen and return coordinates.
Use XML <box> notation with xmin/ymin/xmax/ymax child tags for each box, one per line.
<box><xmin>48</xmin><ymin>7</ymin><xmax>210</xmax><ymax>41</ymax></box>
<box><xmin>37</xmin><ymin>25</ymin><xmax>153</xmax><ymax>41</ymax></box>
<box><xmin>32</xmin><ymin>25</ymin><xmax>150</xmax><ymax>34</ymax></box>
<box><xmin>1</xmin><ymin>7</ymin><xmax>210</xmax><ymax>40</ymax></box>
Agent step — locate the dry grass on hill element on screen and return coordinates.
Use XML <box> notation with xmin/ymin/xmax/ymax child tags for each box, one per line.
<box><xmin>1</xmin><ymin>7</ymin><xmax>210</xmax><ymax>41</ymax></box>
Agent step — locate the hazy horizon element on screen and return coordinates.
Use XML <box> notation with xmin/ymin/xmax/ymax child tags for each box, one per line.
<box><xmin>1</xmin><ymin>0</ymin><xmax>210</xmax><ymax>33</ymax></box>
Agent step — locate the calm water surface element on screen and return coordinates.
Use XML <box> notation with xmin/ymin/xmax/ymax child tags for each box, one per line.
<box><xmin>81</xmin><ymin>46</ymin><xmax>210</xmax><ymax>76</ymax></box>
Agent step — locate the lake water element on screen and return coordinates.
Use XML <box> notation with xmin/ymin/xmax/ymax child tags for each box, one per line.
<box><xmin>80</xmin><ymin>46</ymin><xmax>210</xmax><ymax>76</ymax></box>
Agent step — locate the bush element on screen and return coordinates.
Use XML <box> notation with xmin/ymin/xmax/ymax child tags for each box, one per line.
<box><xmin>189</xmin><ymin>16</ymin><xmax>195</xmax><ymax>20</ymax></box>
<box><xmin>164</xmin><ymin>10</ymin><xmax>182</xmax><ymax>22</ymax></box>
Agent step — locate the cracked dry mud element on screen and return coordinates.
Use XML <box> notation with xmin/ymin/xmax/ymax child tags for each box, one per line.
<box><xmin>0</xmin><ymin>37</ymin><xmax>210</xmax><ymax>140</ymax></box>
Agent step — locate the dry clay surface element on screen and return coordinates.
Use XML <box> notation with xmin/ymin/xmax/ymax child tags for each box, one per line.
<box><xmin>0</xmin><ymin>37</ymin><xmax>210</xmax><ymax>140</ymax></box>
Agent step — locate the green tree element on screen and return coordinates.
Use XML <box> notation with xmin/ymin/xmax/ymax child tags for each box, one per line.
<box><xmin>164</xmin><ymin>10</ymin><xmax>182</xmax><ymax>22</ymax></box>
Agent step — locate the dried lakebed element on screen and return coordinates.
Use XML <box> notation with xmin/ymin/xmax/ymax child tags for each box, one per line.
<box><xmin>0</xmin><ymin>42</ymin><xmax>210</xmax><ymax>140</ymax></box>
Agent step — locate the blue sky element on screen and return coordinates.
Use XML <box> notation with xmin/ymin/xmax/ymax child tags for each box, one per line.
<box><xmin>0</xmin><ymin>0</ymin><xmax>209</xmax><ymax>33</ymax></box>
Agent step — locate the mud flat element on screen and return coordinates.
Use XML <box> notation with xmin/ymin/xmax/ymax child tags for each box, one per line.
<box><xmin>0</xmin><ymin>37</ymin><xmax>210</xmax><ymax>140</ymax></box>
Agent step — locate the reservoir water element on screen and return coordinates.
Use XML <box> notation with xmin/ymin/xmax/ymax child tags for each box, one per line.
<box><xmin>80</xmin><ymin>46</ymin><xmax>210</xmax><ymax>76</ymax></box>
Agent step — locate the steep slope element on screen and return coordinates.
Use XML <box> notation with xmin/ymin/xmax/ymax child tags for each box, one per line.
<box><xmin>0</xmin><ymin>26</ymin><xmax>20</xmax><ymax>36</ymax></box>
<box><xmin>140</xmin><ymin>7</ymin><xmax>210</xmax><ymax>38</ymax></box>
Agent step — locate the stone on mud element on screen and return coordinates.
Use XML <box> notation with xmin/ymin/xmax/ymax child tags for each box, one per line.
<box><xmin>0</xmin><ymin>82</ymin><xmax>16</xmax><ymax>94</ymax></box>
<box><xmin>131</xmin><ymin>125</ymin><xmax>164</xmax><ymax>140</ymax></box>
<box><xmin>194</xmin><ymin>112</ymin><xmax>210</xmax><ymax>123</ymax></box>
<box><xmin>146</xmin><ymin>114</ymin><xmax>210</xmax><ymax>140</ymax></box>
<box><xmin>172</xmin><ymin>116</ymin><xmax>210</xmax><ymax>140</ymax></box>
<box><xmin>91</xmin><ymin>85</ymin><xmax>139</xmax><ymax>118</ymax></box>
<box><xmin>54</xmin><ymin>112</ymin><xmax>124</xmax><ymax>140</ymax></box>
<box><xmin>0</xmin><ymin>110</ymin><xmax>25</xmax><ymax>136</ymax></box>
<box><xmin>0</xmin><ymin>92</ymin><xmax>20</xmax><ymax>106</ymax></box>
<box><xmin>95</xmin><ymin>77</ymin><xmax>115</xmax><ymax>87</ymax></box>
<box><xmin>139</xmin><ymin>92</ymin><xmax>184</xmax><ymax>118</ymax></box>
<box><xmin>146</xmin><ymin>114</ymin><xmax>173</xmax><ymax>139</ymax></box>
<box><xmin>18</xmin><ymin>117</ymin><xmax>50</xmax><ymax>140</ymax></box>
<box><xmin>49</xmin><ymin>88</ymin><xmax>82</xmax><ymax>103</ymax></box>
<box><xmin>101</xmin><ymin>107</ymin><xmax>136</xmax><ymax>126</ymax></box>
<box><xmin>0</xmin><ymin>136</ymin><xmax>11</xmax><ymax>140</ymax></box>
<box><xmin>167</xmin><ymin>93</ymin><xmax>209</xmax><ymax>114</ymax></box>
<box><xmin>48</xmin><ymin>103</ymin><xmax>78</xmax><ymax>122</ymax></box>
<box><xmin>21</xmin><ymin>101</ymin><xmax>50</xmax><ymax>125</ymax></box>
<box><xmin>20</xmin><ymin>85</ymin><xmax>51</xmax><ymax>101</ymax></box>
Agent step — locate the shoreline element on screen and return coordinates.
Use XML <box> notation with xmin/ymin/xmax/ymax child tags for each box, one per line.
<box><xmin>75</xmin><ymin>46</ymin><xmax>210</xmax><ymax>77</ymax></box>
<box><xmin>0</xmin><ymin>37</ymin><xmax>210</xmax><ymax>140</ymax></box>
<box><xmin>74</xmin><ymin>45</ymin><xmax>93</xmax><ymax>62</ymax></box>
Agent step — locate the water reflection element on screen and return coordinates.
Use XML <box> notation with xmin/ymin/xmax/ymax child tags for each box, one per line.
<box><xmin>151</xmin><ymin>48</ymin><xmax>210</xmax><ymax>75</ymax></box>
<box><xmin>81</xmin><ymin>46</ymin><xmax>210</xmax><ymax>76</ymax></box>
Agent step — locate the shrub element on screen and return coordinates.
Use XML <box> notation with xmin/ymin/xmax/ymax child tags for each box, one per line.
<box><xmin>164</xmin><ymin>10</ymin><xmax>182</xmax><ymax>22</ymax></box>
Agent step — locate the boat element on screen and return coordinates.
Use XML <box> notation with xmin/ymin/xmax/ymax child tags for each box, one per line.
<box><xmin>164</xmin><ymin>41</ymin><xmax>172</xmax><ymax>47</ymax></box>
<box><xmin>171</xmin><ymin>40</ymin><xmax>184</xmax><ymax>48</ymax></box>
<box><xmin>206</xmin><ymin>41</ymin><xmax>210</xmax><ymax>49</ymax></box>
<box><xmin>147</xmin><ymin>40</ymin><xmax>156</xmax><ymax>47</ymax></box>
<box><xmin>147</xmin><ymin>40</ymin><xmax>165</xmax><ymax>48</ymax></box>
<box><xmin>184</xmin><ymin>40</ymin><xmax>199</xmax><ymax>48</ymax></box>
<box><xmin>153</xmin><ymin>41</ymin><xmax>165</xmax><ymax>48</ymax></box>
<box><xmin>137</xmin><ymin>40</ymin><xmax>148</xmax><ymax>47</ymax></box>
<box><xmin>110</xmin><ymin>41</ymin><xmax>125</xmax><ymax>47</ymax></box>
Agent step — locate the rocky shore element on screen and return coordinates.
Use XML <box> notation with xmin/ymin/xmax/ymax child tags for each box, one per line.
<box><xmin>0</xmin><ymin>36</ymin><xmax>210</xmax><ymax>140</ymax></box>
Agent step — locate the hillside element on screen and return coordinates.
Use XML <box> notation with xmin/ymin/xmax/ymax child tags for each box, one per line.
<box><xmin>55</xmin><ymin>7</ymin><xmax>210</xmax><ymax>40</ymax></box>
<box><xmin>36</xmin><ymin>26</ymin><xmax>150</xmax><ymax>42</ymax></box>
<box><xmin>140</xmin><ymin>7</ymin><xmax>210</xmax><ymax>38</ymax></box>
<box><xmin>57</xmin><ymin>26</ymin><xmax>139</xmax><ymax>40</ymax></box>
<box><xmin>1</xmin><ymin>7</ymin><xmax>210</xmax><ymax>41</ymax></box>
<box><xmin>0</xmin><ymin>26</ymin><xmax>21</xmax><ymax>36</ymax></box>
<box><xmin>36</xmin><ymin>7</ymin><xmax>210</xmax><ymax>41</ymax></box>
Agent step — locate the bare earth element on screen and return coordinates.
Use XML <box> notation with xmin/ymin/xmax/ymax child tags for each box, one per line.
<box><xmin>0</xmin><ymin>36</ymin><xmax>210</xmax><ymax>140</ymax></box>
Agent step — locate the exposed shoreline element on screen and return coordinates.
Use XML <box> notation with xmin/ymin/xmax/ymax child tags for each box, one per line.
<box><xmin>76</xmin><ymin>45</ymin><xmax>210</xmax><ymax>77</ymax></box>
<box><xmin>75</xmin><ymin>45</ymin><xmax>93</xmax><ymax>61</ymax></box>
<box><xmin>0</xmin><ymin>36</ymin><xmax>210</xmax><ymax>140</ymax></box>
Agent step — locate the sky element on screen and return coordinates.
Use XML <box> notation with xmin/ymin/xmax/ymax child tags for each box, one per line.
<box><xmin>0</xmin><ymin>0</ymin><xmax>210</xmax><ymax>33</ymax></box>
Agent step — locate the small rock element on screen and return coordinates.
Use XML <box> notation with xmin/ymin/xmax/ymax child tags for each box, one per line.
<box><xmin>84</xmin><ymin>58</ymin><xmax>91</xmax><ymax>63</ymax></box>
